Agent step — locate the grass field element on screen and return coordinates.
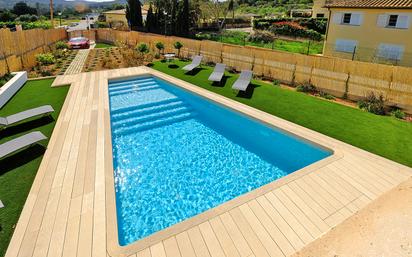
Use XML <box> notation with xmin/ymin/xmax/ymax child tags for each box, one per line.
<box><xmin>196</xmin><ymin>31</ymin><xmax>323</xmax><ymax>55</ymax></box>
<box><xmin>0</xmin><ymin>79</ymin><xmax>68</xmax><ymax>257</ymax></box>
<box><xmin>151</xmin><ymin>60</ymin><xmax>412</xmax><ymax>167</ymax></box>
<box><xmin>95</xmin><ymin>42</ymin><xmax>115</xmax><ymax>49</ymax></box>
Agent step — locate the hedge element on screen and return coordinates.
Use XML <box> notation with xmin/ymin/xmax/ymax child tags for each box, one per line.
<box><xmin>253</xmin><ymin>17</ymin><xmax>327</xmax><ymax>34</ymax></box>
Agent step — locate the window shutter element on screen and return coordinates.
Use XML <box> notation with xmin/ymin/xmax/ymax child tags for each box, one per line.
<box><xmin>378</xmin><ymin>44</ymin><xmax>404</xmax><ymax>60</ymax></box>
<box><xmin>335</xmin><ymin>39</ymin><xmax>357</xmax><ymax>53</ymax></box>
<box><xmin>332</xmin><ymin>12</ymin><xmax>343</xmax><ymax>24</ymax></box>
<box><xmin>397</xmin><ymin>15</ymin><xmax>410</xmax><ymax>28</ymax></box>
<box><xmin>377</xmin><ymin>14</ymin><xmax>388</xmax><ymax>27</ymax></box>
<box><xmin>350</xmin><ymin>13</ymin><xmax>362</xmax><ymax>25</ymax></box>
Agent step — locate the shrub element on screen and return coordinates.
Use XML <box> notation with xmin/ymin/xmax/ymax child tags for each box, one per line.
<box><xmin>247</xmin><ymin>30</ymin><xmax>276</xmax><ymax>43</ymax></box>
<box><xmin>36</xmin><ymin>53</ymin><xmax>55</xmax><ymax>66</ymax></box>
<box><xmin>270</xmin><ymin>21</ymin><xmax>323</xmax><ymax>41</ymax></box>
<box><xmin>155</xmin><ymin>42</ymin><xmax>164</xmax><ymax>54</ymax></box>
<box><xmin>0</xmin><ymin>73</ymin><xmax>14</xmax><ymax>87</ymax></box>
<box><xmin>272</xmin><ymin>79</ymin><xmax>280</xmax><ymax>86</ymax></box>
<box><xmin>358</xmin><ymin>92</ymin><xmax>385</xmax><ymax>115</ymax></box>
<box><xmin>296</xmin><ymin>82</ymin><xmax>317</xmax><ymax>94</ymax></box>
<box><xmin>136</xmin><ymin>43</ymin><xmax>149</xmax><ymax>55</ymax></box>
<box><xmin>55</xmin><ymin>41</ymin><xmax>68</xmax><ymax>50</ymax></box>
<box><xmin>253</xmin><ymin>18</ymin><xmax>327</xmax><ymax>34</ymax></box>
<box><xmin>319</xmin><ymin>91</ymin><xmax>335</xmax><ymax>100</ymax></box>
<box><xmin>391</xmin><ymin>109</ymin><xmax>406</xmax><ymax>119</ymax></box>
<box><xmin>15</xmin><ymin>14</ymin><xmax>38</xmax><ymax>22</ymax></box>
<box><xmin>174</xmin><ymin>41</ymin><xmax>183</xmax><ymax>57</ymax></box>
<box><xmin>154</xmin><ymin>53</ymin><xmax>160</xmax><ymax>59</ymax></box>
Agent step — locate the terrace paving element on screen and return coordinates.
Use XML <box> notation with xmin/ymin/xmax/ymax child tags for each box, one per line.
<box><xmin>6</xmin><ymin>67</ymin><xmax>412</xmax><ymax>257</ymax></box>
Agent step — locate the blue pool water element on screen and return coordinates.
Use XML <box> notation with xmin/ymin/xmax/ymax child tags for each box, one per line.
<box><xmin>108</xmin><ymin>76</ymin><xmax>331</xmax><ymax>246</ymax></box>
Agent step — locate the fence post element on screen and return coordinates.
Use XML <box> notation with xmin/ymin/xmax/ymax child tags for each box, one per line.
<box><xmin>351</xmin><ymin>46</ymin><xmax>356</xmax><ymax>61</ymax></box>
<box><xmin>306</xmin><ymin>40</ymin><xmax>311</xmax><ymax>55</ymax></box>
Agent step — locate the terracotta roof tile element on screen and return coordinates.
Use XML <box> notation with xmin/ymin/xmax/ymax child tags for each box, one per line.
<box><xmin>325</xmin><ymin>0</ymin><xmax>412</xmax><ymax>8</ymax></box>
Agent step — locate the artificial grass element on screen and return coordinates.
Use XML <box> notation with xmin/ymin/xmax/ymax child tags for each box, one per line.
<box><xmin>0</xmin><ymin>79</ymin><xmax>69</xmax><ymax>257</ymax></box>
<box><xmin>151</xmin><ymin>60</ymin><xmax>412</xmax><ymax>167</ymax></box>
<box><xmin>95</xmin><ymin>42</ymin><xmax>114</xmax><ymax>49</ymax></box>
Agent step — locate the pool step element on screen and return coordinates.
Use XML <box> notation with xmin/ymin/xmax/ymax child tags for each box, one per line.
<box><xmin>111</xmin><ymin>100</ymin><xmax>186</xmax><ymax>122</ymax></box>
<box><xmin>111</xmin><ymin>98</ymin><xmax>181</xmax><ymax>115</ymax></box>
<box><xmin>109</xmin><ymin>77</ymin><xmax>155</xmax><ymax>88</ymax></box>
<box><xmin>111</xmin><ymin>105</ymin><xmax>192</xmax><ymax>129</ymax></box>
<box><xmin>109</xmin><ymin>85</ymin><xmax>160</xmax><ymax>97</ymax></box>
<box><xmin>109</xmin><ymin>81</ymin><xmax>157</xmax><ymax>93</ymax></box>
<box><xmin>113</xmin><ymin>111</ymin><xmax>196</xmax><ymax>135</ymax></box>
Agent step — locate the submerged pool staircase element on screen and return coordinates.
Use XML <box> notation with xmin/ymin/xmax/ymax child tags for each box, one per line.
<box><xmin>109</xmin><ymin>77</ymin><xmax>196</xmax><ymax>135</ymax></box>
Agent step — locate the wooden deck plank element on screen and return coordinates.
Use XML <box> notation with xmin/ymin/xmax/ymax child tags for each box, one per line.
<box><xmin>255</xmin><ymin>196</ymin><xmax>305</xmax><ymax>251</ymax></box>
<box><xmin>163</xmin><ymin>237</ymin><xmax>181</xmax><ymax>257</ymax></box>
<box><xmin>247</xmin><ymin>200</ymin><xmax>295</xmax><ymax>256</ymax></box>
<box><xmin>187</xmin><ymin>226</ymin><xmax>211</xmax><ymax>257</ymax></box>
<box><xmin>229</xmin><ymin>208</ymin><xmax>271</xmax><ymax>257</ymax></box>
<box><xmin>150</xmin><ymin>242</ymin><xmax>167</xmax><ymax>257</ymax></box>
<box><xmin>219</xmin><ymin>213</ymin><xmax>253</xmax><ymax>257</ymax></box>
<box><xmin>176</xmin><ymin>232</ymin><xmax>197</xmax><ymax>257</ymax></box>
<box><xmin>198</xmin><ymin>222</ymin><xmax>226</xmax><ymax>257</ymax></box>
<box><xmin>209</xmin><ymin>216</ymin><xmax>241</xmax><ymax>257</ymax></box>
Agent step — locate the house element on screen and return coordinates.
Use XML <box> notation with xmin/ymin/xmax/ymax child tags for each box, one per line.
<box><xmin>102</xmin><ymin>7</ymin><xmax>148</xmax><ymax>29</ymax></box>
<box><xmin>312</xmin><ymin>0</ymin><xmax>329</xmax><ymax>18</ymax></box>
<box><xmin>323</xmin><ymin>0</ymin><xmax>412</xmax><ymax>66</ymax></box>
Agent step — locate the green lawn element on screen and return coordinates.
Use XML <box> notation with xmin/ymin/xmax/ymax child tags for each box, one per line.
<box><xmin>0</xmin><ymin>79</ymin><xmax>69</xmax><ymax>257</ymax></box>
<box><xmin>151</xmin><ymin>60</ymin><xmax>412</xmax><ymax>167</ymax></box>
<box><xmin>197</xmin><ymin>31</ymin><xmax>323</xmax><ymax>55</ymax></box>
<box><xmin>95</xmin><ymin>42</ymin><xmax>114</xmax><ymax>49</ymax></box>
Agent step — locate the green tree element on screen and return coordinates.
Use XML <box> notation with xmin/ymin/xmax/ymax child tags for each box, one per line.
<box><xmin>12</xmin><ymin>2</ymin><xmax>37</xmax><ymax>16</ymax></box>
<box><xmin>145</xmin><ymin>3</ymin><xmax>155</xmax><ymax>32</ymax></box>
<box><xmin>180</xmin><ymin>0</ymin><xmax>190</xmax><ymax>36</ymax></box>
<box><xmin>0</xmin><ymin>10</ymin><xmax>17</xmax><ymax>22</ymax></box>
<box><xmin>173</xmin><ymin>41</ymin><xmax>183</xmax><ymax>58</ymax></box>
<box><xmin>155</xmin><ymin>41</ymin><xmax>164</xmax><ymax>54</ymax></box>
<box><xmin>126</xmin><ymin>0</ymin><xmax>143</xmax><ymax>31</ymax></box>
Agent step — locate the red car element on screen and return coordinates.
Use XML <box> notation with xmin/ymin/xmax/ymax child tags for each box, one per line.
<box><xmin>68</xmin><ymin>37</ymin><xmax>90</xmax><ymax>49</ymax></box>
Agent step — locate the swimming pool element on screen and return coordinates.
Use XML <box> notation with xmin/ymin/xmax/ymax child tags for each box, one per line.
<box><xmin>108</xmin><ymin>75</ymin><xmax>332</xmax><ymax>246</ymax></box>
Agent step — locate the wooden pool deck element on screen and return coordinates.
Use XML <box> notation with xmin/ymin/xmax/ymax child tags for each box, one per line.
<box><xmin>5</xmin><ymin>67</ymin><xmax>411</xmax><ymax>257</ymax></box>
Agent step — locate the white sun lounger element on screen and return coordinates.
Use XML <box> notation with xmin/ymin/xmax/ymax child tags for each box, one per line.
<box><xmin>232</xmin><ymin>70</ymin><xmax>253</xmax><ymax>91</ymax></box>
<box><xmin>0</xmin><ymin>131</ymin><xmax>47</xmax><ymax>159</ymax></box>
<box><xmin>0</xmin><ymin>200</ymin><xmax>4</xmax><ymax>208</ymax></box>
<box><xmin>0</xmin><ymin>105</ymin><xmax>54</xmax><ymax>129</ymax></box>
<box><xmin>182</xmin><ymin>55</ymin><xmax>203</xmax><ymax>72</ymax></box>
<box><xmin>208</xmin><ymin>63</ymin><xmax>226</xmax><ymax>82</ymax></box>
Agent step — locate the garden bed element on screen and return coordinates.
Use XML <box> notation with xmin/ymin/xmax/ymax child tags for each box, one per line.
<box><xmin>28</xmin><ymin>49</ymin><xmax>77</xmax><ymax>78</ymax></box>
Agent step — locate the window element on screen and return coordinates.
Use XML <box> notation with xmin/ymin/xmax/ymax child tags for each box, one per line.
<box><xmin>316</xmin><ymin>13</ymin><xmax>325</xmax><ymax>18</ymax></box>
<box><xmin>388</xmin><ymin>14</ymin><xmax>398</xmax><ymax>27</ymax></box>
<box><xmin>342</xmin><ymin>13</ymin><xmax>352</xmax><ymax>24</ymax></box>
<box><xmin>377</xmin><ymin>43</ymin><xmax>404</xmax><ymax>61</ymax></box>
<box><xmin>335</xmin><ymin>39</ymin><xmax>357</xmax><ymax>53</ymax></box>
<box><xmin>377</xmin><ymin>14</ymin><xmax>410</xmax><ymax>29</ymax></box>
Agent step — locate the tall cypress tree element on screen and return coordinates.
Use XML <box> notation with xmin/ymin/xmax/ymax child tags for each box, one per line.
<box><xmin>126</xmin><ymin>0</ymin><xmax>143</xmax><ymax>31</ymax></box>
<box><xmin>181</xmin><ymin>0</ymin><xmax>190</xmax><ymax>36</ymax></box>
<box><xmin>145</xmin><ymin>3</ymin><xmax>155</xmax><ymax>32</ymax></box>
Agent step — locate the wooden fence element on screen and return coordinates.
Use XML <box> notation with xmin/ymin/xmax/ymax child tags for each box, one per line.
<box><xmin>0</xmin><ymin>28</ymin><xmax>67</xmax><ymax>76</ymax></box>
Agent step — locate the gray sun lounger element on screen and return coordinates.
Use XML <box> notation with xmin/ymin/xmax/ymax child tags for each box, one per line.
<box><xmin>0</xmin><ymin>105</ymin><xmax>54</xmax><ymax>129</ymax></box>
<box><xmin>0</xmin><ymin>131</ymin><xmax>47</xmax><ymax>159</ymax></box>
<box><xmin>232</xmin><ymin>70</ymin><xmax>253</xmax><ymax>91</ymax></box>
<box><xmin>182</xmin><ymin>55</ymin><xmax>203</xmax><ymax>72</ymax></box>
<box><xmin>208</xmin><ymin>63</ymin><xmax>226</xmax><ymax>82</ymax></box>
